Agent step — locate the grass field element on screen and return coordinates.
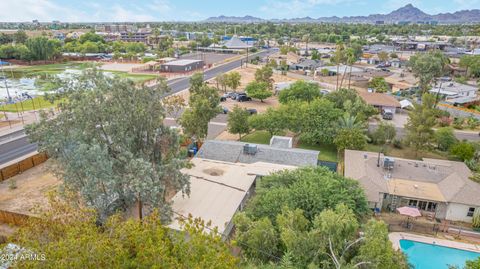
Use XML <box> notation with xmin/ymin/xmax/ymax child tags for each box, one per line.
<box><xmin>240</xmin><ymin>131</ymin><xmax>274</xmax><ymax>144</ymax></box>
<box><xmin>0</xmin><ymin>97</ymin><xmax>58</xmax><ymax>112</ymax></box>
<box><xmin>108</xmin><ymin>71</ymin><xmax>159</xmax><ymax>83</ymax></box>
<box><xmin>297</xmin><ymin>140</ymin><xmax>338</xmax><ymax>162</ymax></box>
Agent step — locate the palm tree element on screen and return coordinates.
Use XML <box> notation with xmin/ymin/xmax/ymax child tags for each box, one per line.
<box><xmin>333</xmin><ymin>42</ymin><xmax>346</xmax><ymax>90</ymax></box>
<box><xmin>337</xmin><ymin>113</ymin><xmax>365</xmax><ymax>130</ymax></box>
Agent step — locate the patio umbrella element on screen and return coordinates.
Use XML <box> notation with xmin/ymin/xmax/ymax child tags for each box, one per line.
<box><xmin>397</xmin><ymin>206</ymin><xmax>421</xmax><ymax>229</ymax></box>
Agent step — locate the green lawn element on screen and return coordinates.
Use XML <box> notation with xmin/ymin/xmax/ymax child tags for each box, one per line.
<box><xmin>108</xmin><ymin>71</ymin><xmax>159</xmax><ymax>83</ymax></box>
<box><xmin>364</xmin><ymin>144</ymin><xmax>450</xmax><ymax>160</ymax></box>
<box><xmin>240</xmin><ymin>131</ymin><xmax>274</xmax><ymax>144</ymax></box>
<box><xmin>297</xmin><ymin>140</ymin><xmax>338</xmax><ymax>162</ymax></box>
<box><xmin>0</xmin><ymin>97</ymin><xmax>59</xmax><ymax>112</ymax></box>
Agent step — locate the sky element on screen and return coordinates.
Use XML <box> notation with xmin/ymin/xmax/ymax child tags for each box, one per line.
<box><xmin>0</xmin><ymin>0</ymin><xmax>478</xmax><ymax>22</ymax></box>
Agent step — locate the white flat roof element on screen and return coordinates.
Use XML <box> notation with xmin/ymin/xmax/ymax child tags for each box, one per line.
<box><xmin>168</xmin><ymin>158</ymin><xmax>295</xmax><ymax>234</ymax></box>
<box><xmin>162</xmin><ymin>59</ymin><xmax>203</xmax><ymax>66</ymax></box>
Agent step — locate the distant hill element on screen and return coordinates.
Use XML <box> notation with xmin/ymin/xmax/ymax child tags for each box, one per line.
<box><xmin>204</xmin><ymin>4</ymin><xmax>480</xmax><ymax>24</ymax></box>
<box><xmin>204</xmin><ymin>15</ymin><xmax>264</xmax><ymax>23</ymax></box>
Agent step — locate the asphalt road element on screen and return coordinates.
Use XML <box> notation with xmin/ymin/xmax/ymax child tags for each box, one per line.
<box><xmin>165</xmin><ymin>49</ymin><xmax>275</xmax><ymax>95</ymax></box>
<box><xmin>0</xmin><ymin>134</ymin><xmax>38</xmax><ymax>165</ymax></box>
<box><xmin>0</xmin><ymin>50</ymin><xmax>274</xmax><ymax>166</ymax></box>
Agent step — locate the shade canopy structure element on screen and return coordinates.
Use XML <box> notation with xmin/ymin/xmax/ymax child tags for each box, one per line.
<box><xmin>396</xmin><ymin>206</ymin><xmax>421</xmax><ymax>217</ymax></box>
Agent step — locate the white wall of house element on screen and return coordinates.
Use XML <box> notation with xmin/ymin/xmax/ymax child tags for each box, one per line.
<box><xmin>445</xmin><ymin>203</ymin><xmax>479</xmax><ymax>222</ymax></box>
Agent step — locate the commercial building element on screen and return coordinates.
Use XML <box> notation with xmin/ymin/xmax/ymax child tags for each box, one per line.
<box><xmin>344</xmin><ymin>150</ymin><xmax>480</xmax><ymax>223</ymax></box>
<box><xmin>159</xmin><ymin>59</ymin><xmax>204</xmax><ymax>73</ymax></box>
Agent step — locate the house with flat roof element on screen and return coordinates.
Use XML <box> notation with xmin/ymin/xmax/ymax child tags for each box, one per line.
<box><xmin>429</xmin><ymin>81</ymin><xmax>478</xmax><ymax>105</ymax></box>
<box><xmin>196</xmin><ymin>140</ymin><xmax>319</xmax><ymax>167</ymax></box>
<box><xmin>168</xmin><ymin>158</ymin><xmax>295</xmax><ymax>237</ymax></box>
<box><xmin>344</xmin><ymin>150</ymin><xmax>480</xmax><ymax>223</ymax></box>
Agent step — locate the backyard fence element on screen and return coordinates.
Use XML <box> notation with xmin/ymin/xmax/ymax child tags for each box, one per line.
<box><xmin>0</xmin><ymin>152</ymin><xmax>48</xmax><ymax>182</ymax></box>
<box><xmin>0</xmin><ymin>210</ymin><xmax>32</xmax><ymax>226</ymax></box>
<box><xmin>386</xmin><ymin>216</ymin><xmax>480</xmax><ymax>243</ymax></box>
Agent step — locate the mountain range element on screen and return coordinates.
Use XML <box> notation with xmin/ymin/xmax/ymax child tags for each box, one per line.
<box><xmin>204</xmin><ymin>4</ymin><xmax>480</xmax><ymax>24</ymax></box>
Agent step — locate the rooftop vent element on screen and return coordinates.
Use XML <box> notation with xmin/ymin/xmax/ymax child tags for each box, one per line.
<box><xmin>243</xmin><ymin>144</ymin><xmax>258</xmax><ymax>155</ymax></box>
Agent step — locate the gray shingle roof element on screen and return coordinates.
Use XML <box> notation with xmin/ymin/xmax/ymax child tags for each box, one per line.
<box><xmin>344</xmin><ymin>150</ymin><xmax>480</xmax><ymax>206</ymax></box>
<box><xmin>196</xmin><ymin>140</ymin><xmax>319</xmax><ymax>167</ymax></box>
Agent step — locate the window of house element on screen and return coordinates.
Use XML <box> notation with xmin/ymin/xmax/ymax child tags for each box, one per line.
<box><xmin>418</xmin><ymin>201</ymin><xmax>428</xmax><ymax>211</ymax></box>
<box><xmin>427</xmin><ymin>202</ymin><xmax>437</xmax><ymax>212</ymax></box>
<box><xmin>467</xmin><ymin>207</ymin><xmax>475</xmax><ymax>217</ymax></box>
<box><xmin>408</xmin><ymin>200</ymin><xmax>418</xmax><ymax>207</ymax></box>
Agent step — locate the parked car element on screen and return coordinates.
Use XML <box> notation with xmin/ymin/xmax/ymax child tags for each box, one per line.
<box><xmin>237</xmin><ymin>94</ymin><xmax>252</xmax><ymax>102</ymax></box>
<box><xmin>220</xmin><ymin>96</ymin><xmax>227</xmax><ymax>102</ymax></box>
<box><xmin>246</xmin><ymin>108</ymin><xmax>257</xmax><ymax>115</ymax></box>
<box><xmin>226</xmin><ymin>92</ymin><xmax>237</xmax><ymax>99</ymax></box>
<box><xmin>382</xmin><ymin>108</ymin><xmax>394</xmax><ymax>120</ymax></box>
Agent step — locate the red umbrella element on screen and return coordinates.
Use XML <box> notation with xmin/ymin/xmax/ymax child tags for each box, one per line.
<box><xmin>397</xmin><ymin>206</ymin><xmax>422</xmax><ymax>217</ymax></box>
<box><xmin>397</xmin><ymin>206</ymin><xmax>421</xmax><ymax>229</ymax></box>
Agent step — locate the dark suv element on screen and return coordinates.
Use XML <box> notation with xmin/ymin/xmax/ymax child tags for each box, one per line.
<box><xmin>237</xmin><ymin>94</ymin><xmax>252</xmax><ymax>102</ymax></box>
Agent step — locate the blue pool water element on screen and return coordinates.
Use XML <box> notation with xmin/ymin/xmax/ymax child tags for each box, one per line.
<box><xmin>400</xmin><ymin>239</ymin><xmax>480</xmax><ymax>269</ymax></box>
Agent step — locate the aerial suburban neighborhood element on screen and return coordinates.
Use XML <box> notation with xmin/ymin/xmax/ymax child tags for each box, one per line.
<box><xmin>1</xmin><ymin>1</ymin><xmax>480</xmax><ymax>268</ymax></box>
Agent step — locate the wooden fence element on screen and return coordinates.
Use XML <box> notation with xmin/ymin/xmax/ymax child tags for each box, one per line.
<box><xmin>0</xmin><ymin>152</ymin><xmax>48</xmax><ymax>182</ymax></box>
<box><xmin>0</xmin><ymin>210</ymin><xmax>32</xmax><ymax>226</ymax></box>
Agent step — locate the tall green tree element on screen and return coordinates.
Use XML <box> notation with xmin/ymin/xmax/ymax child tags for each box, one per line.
<box><xmin>25</xmin><ymin>36</ymin><xmax>61</xmax><ymax>61</ymax></box>
<box><xmin>179</xmin><ymin>73</ymin><xmax>221</xmax><ymax>141</ymax></box>
<box><xmin>26</xmin><ymin>70</ymin><xmax>189</xmax><ymax>221</ymax></box>
<box><xmin>245</xmin><ymin>81</ymin><xmax>272</xmax><ymax>102</ymax></box>
<box><xmin>254</xmin><ymin>66</ymin><xmax>274</xmax><ymax>89</ymax></box>
<box><xmin>371</xmin><ymin>121</ymin><xmax>397</xmax><ymax>145</ymax></box>
<box><xmin>405</xmin><ymin>93</ymin><xmax>438</xmax><ymax>154</ymax></box>
<box><xmin>409</xmin><ymin>51</ymin><xmax>449</xmax><ymax>93</ymax></box>
<box><xmin>13</xmin><ymin>30</ymin><xmax>28</xmax><ymax>44</ymax></box>
<box><xmin>434</xmin><ymin>127</ymin><xmax>457</xmax><ymax>151</ymax></box>
<box><xmin>4</xmin><ymin>194</ymin><xmax>238</xmax><ymax>269</ymax></box>
<box><xmin>278</xmin><ymin>80</ymin><xmax>321</xmax><ymax>104</ymax></box>
<box><xmin>352</xmin><ymin>220</ymin><xmax>409</xmax><ymax>269</ymax></box>
<box><xmin>368</xmin><ymin>77</ymin><xmax>390</xmax><ymax>93</ymax></box>
<box><xmin>249</xmin><ymin>107</ymin><xmax>289</xmax><ymax>136</ymax></box>
<box><xmin>227</xmin><ymin>105</ymin><xmax>251</xmax><ymax>139</ymax></box>
<box><xmin>225</xmin><ymin>71</ymin><xmax>242</xmax><ymax>92</ymax></box>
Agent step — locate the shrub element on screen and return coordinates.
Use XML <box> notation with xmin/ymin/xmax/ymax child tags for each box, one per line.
<box><xmin>450</xmin><ymin>142</ymin><xmax>475</xmax><ymax>161</ymax></box>
<box><xmin>438</xmin><ymin>116</ymin><xmax>452</xmax><ymax>127</ymax></box>
<box><xmin>393</xmin><ymin>139</ymin><xmax>403</xmax><ymax>149</ymax></box>
<box><xmin>473</xmin><ymin>213</ymin><xmax>480</xmax><ymax>229</ymax></box>
<box><xmin>453</xmin><ymin>117</ymin><xmax>465</xmax><ymax>129</ymax></box>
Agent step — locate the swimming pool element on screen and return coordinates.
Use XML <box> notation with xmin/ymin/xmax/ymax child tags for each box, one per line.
<box><xmin>400</xmin><ymin>239</ymin><xmax>480</xmax><ymax>269</ymax></box>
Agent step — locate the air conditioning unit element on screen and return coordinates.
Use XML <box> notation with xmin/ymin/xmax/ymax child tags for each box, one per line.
<box><xmin>243</xmin><ymin>144</ymin><xmax>258</xmax><ymax>155</ymax></box>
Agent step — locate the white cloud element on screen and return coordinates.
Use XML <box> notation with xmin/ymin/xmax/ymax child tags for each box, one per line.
<box><xmin>0</xmin><ymin>0</ymin><xmax>182</xmax><ymax>22</ymax></box>
<box><xmin>0</xmin><ymin>0</ymin><xmax>83</xmax><ymax>22</ymax></box>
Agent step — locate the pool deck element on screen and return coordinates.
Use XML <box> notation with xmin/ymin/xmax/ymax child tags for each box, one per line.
<box><xmin>389</xmin><ymin>232</ymin><xmax>480</xmax><ymax>253</ymax></box>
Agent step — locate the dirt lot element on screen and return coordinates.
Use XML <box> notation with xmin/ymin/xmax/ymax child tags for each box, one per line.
<box><xmin>224</xmin><ymin>66</ymin><xmax>297</xmax><ymax>89</ymax></box>
<box><xmin>99</xmin><ymin>62</ymin><xmax>145</xmax><ymax>72</ymax></box>
<box><xmin>0</xmin><ymin>162</ymin><xmax>60</xmax><ymax>216</ymax></box>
